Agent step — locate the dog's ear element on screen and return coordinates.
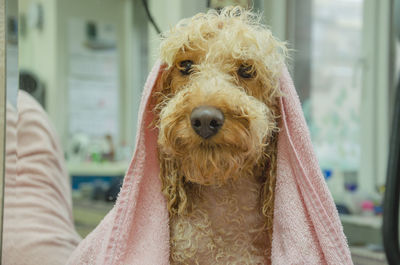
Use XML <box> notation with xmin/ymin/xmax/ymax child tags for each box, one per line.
<box><xmin>154</xmin><ymin>64</ymin><xmax>192</xmax><ymax>217</ymax></box>
<box><xmin>151</xmin><ymin>64</ymin><xmax>174</xmax><ymax>123</ymax></box>
<box><xmin>158</xmin><ymin>151</ymin><xmax>192</xmax><ymax>217</ymax></box>
<box><xmin>153</xmin><ymin>65</ymin><xmax>173</xmax><ymax>107</ymax></box>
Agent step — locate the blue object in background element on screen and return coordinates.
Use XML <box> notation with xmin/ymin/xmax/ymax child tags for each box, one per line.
<box><xmin>72</xmin><ymin>175</ymin><xmax>123</xmax><ymax>202</ymax></box>
<box><xmin>71</xmin><ymin>176</ymin><xmax>115</xmax><ymax>190</ymax></box>
<box><xmin>323</xmin><ymin>169</ymin><xmax>333</xmax><ymax>180</ymax></box>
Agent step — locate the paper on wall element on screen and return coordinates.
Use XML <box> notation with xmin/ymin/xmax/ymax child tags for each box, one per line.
<box><xmin>68</xmin><ymin>18</ymin><xmax>119</xmax><ymax>139</ymax></box>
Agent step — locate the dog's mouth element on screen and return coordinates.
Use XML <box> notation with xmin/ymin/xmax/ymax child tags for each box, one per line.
<box><xmin>159</xmin><ymin>105</ymin><xmax>258</xmax><ymax>152</ymax></box>
<box><xmin>158</xmin><ymin>106</ymin><xmax>273</xmax><ymax>185</ymax></box>
<box><xmin>180</xmin><ymin>144</ymin><xmax>265</xmax><ymax>185</ymax></box>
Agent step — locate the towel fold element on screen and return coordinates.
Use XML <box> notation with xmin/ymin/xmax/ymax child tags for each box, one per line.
<box><xmin>3</xmin><ymin>91</ymin><xmax>81</xmax><ymax>265</ymax></box>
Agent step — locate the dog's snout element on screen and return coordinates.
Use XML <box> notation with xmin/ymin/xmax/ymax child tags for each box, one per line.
<box><xmin>191</xmin><ymin>106</ymin><xmax>224</xmax><ymax>139</ymax></box>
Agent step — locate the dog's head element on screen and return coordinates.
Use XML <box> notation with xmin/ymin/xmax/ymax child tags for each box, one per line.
<box><xmin>154</xmin><ymin>6</ymin><xmax>286</xmax><ymax>215</ymax></box>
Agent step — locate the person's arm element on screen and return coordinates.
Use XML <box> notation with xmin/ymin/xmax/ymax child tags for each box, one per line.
<box><xmin>3</xmin><ymin>91</ymin><xmax>81</xmax><ymax>265</ymax></box>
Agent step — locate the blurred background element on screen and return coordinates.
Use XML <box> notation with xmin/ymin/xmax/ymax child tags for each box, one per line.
<box><xmin>4</xmin><ymin>0</ymin><xmax>399</xmax><ymax>264</ymax></box>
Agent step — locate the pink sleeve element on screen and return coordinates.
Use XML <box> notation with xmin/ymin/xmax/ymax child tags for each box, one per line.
<box><xmin>3</xmin><ymin>91</ymin><xmax>81</xmax><ymax>265</ymax></box>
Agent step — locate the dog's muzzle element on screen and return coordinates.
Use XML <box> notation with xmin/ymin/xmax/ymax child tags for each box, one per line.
<box><xmin>190</xmin><ymin>106</ymin><xmax>224</xmax><ymax>139</ymax></box>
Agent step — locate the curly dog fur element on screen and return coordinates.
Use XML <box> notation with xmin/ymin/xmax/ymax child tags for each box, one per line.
<box><xmin>153</xmin><ymin>6</ymin><xmax>287</xmax><ymax>264</ymax></box>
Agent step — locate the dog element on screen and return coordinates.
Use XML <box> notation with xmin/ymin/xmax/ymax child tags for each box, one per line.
<box><xmin>154</xmin><ymin>6</ymin><xmax>287</xmax><ymax>264</ymax></box>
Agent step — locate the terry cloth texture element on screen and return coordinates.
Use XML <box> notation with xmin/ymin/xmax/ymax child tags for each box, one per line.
<box><xmin>66</xmin><ymin>61</ymin><xmax>353</xmax><ymax>265</ymax></box>
<box><xmin>2</xmin><ymin>91</ymin><xmax>81</xmax><ymax>265</ymax></box>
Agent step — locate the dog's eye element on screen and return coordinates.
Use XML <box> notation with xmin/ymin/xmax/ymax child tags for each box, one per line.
<box><xmin>179</xmin><ymin>60</ymin><xmax>194</xmax><ymax>76</ymax></box>
<box><xmin>238</xmin><ymin>64</ymin><xmax>255</xmax><ymax>79</ymax></box>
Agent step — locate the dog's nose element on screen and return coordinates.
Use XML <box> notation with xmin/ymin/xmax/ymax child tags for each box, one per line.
<box><xmin>190</xmin><ymin>106</ymin><xmax>224</xmax><ymax>139</ymax></box>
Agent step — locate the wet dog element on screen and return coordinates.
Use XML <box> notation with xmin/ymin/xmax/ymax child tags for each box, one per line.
<box><xmin>154</xmin><ymin>6</ymin><xmax>287</xmax><ymax>264</ymax></box>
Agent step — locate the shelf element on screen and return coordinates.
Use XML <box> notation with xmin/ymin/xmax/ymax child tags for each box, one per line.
<box><xmin>67</xmin><ymin>161</ymin><xmax>129</xmax><ymax>177</ymax></box>
<box><xmin>340</xmin><ymin>214</ymin><xmax>382</xmax><ymax>230</ymax></box>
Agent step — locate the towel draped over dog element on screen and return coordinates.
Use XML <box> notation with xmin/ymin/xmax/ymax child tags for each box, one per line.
<box><xmin>67</xmin><ymin>61</ymin><xmax>353</xmax><ymax>265</ymax></box>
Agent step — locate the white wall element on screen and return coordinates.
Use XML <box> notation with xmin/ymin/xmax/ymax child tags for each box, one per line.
<box><xmin>263</xmin><ymin>0</ymin><xmax>287</xmax><ymax>41</ymax></box>
<box><xmin>360</xmin><ymin>0</ymin><xmax>391</xmax><ymax>192</ymax></box>
<box><xmin>147</xmin><ymin>0</ymin><xmax>206</xmax><ymax>69</ymax></box>
<box><xmin>19</xmin><ymin>0</ymin><xmax>134</xmax><ymax>149</ymax></box>
<box><xmin>19</xmin><ymin>0</ymin><xmax>58</xmax><ymax>116</ymax></box>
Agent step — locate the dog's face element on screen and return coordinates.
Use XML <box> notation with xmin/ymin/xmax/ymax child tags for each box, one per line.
<box><xmin>155</xmin><ymin>7</ymin><xmax>286</xmax><ymax>186</ymax></box>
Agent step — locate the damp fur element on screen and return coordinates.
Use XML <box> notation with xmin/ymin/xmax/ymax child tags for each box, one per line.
<box><xmin>153</xmin><ymin>6</ymin><xmax>287</xmax><ymax>264</ymax></box>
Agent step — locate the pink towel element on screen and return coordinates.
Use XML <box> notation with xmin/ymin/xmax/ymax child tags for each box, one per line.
<box><xmin>67</xmin><ymin>61</ymin><xmax>352</xmax><ymax>265</ymax></box>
